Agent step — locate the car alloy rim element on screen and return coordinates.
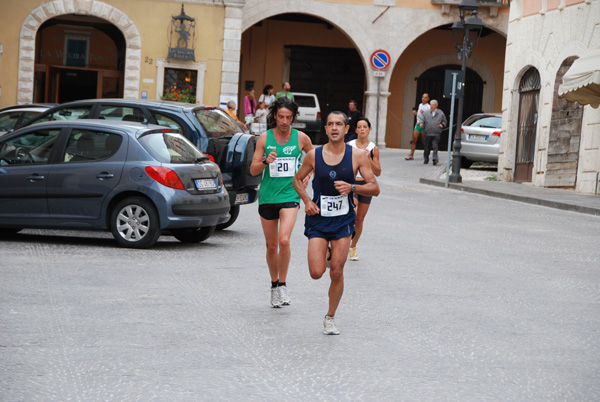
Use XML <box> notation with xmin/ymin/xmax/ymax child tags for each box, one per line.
<box><xmin>116</xmin><ymin>205</ymin><xmax>150</xmax><ymax>242</ymax></box>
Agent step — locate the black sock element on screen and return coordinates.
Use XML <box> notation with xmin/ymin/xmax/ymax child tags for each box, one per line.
<box><xmin>271</xmin><ymin>281</ymin><xmax>279</xmax><ymax>289</ymax></box>
<box><xmin>278</xmin><ymin>282</ymin><xmax>286</xmax><ymax>287</ymax></box>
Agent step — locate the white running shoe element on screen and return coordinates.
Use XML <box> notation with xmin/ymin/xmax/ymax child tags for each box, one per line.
<box><xmin>349</xmin><ymin>247</ymin><xmax>359</xmax><ymax>261</ymax></box>
<box><xmin>323</xmin><ymin>315</ymin><xmax>340</xmax><ymax>335</ymax></box>
<box><xmin>271</xmin><ymin>288</ymin><xmax>281</xmax><ymax>308</ymax></box>
<box><xmin>278</xmin><ymin>285</ymin><xmax>290</xmax><ymax>306</ymax></box>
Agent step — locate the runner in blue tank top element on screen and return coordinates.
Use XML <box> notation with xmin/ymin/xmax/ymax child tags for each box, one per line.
<box><xmin>293</xmin><ymin>111</ymin><xmax>380</xmax><ymax>335</ymax></box>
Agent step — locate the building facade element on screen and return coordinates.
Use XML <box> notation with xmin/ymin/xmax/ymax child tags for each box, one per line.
<box><xmin>0</xmin><ymin>0</ymin><xmax>245</xmax><ymax>109</ymax></box>
<box><xmin>499</xmin><ymin>0</ymin><xmax>600</xmax><ymax>194</ymax></box>
<box><xmin>239</xmin><ymin>0</ymin><xmax>509</xmax><ymax>148</ymax></box>
<box><xmin>0</xmin><ymin>0</ymin><xmax>509</xmax><ymax>151</ymax></box>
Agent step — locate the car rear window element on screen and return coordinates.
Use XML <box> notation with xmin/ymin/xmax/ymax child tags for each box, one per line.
<box><xmin>193</xmin><ymin>108</ymin><xmax>241</xmax><ymax>138</ymax></box>
<box><xmin>295</xmin><ymin>95</ymin><xmax>316</xmax><ymax>108</ymax></box>
<box><xmin>138</xmin><ymin>132</ymin><xmax>205</xmax><ymax>164</ymax></box>
<box><xmin>464</xmin><ymin>115</ymin><xmax>502</xmax><ymax>128</ymax></box>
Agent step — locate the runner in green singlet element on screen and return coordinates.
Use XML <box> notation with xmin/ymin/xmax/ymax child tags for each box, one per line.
<box><xmin>250</xmin><ymin>97</ymin><xmax>313</xmax><ymax>308</ymax></box>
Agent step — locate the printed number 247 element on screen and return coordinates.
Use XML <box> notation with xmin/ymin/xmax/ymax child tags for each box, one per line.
<box><xmin>327</xmin><ymin>200</ymin><xmax>342</xmax><ymax>211</ymax></box>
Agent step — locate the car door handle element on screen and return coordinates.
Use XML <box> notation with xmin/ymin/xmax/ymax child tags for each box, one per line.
<box><xmin>27</xmin><ymin>174</ymin><xmax>45</xmax><ymax>182</ymax></box>
<box><xmin>96</xmin><ymin>172</ymin><xmax>114</xmax><ymax>180</ymax></box>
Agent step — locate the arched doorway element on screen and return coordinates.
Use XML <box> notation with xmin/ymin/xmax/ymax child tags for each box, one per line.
<box><xmin>416</xmin><ymin>64</ymin><xmax>484</xmax><ymax>151</ymax></box>
<box><xmin>515</xmin><ymin>67</ymin><xmax>541</xmax><ymax>182</ymax></box>
<box><xmin>240</xmin><ymin>14</ymin><xmax>366</xmax><ymax>143</ymax></box>
<box><xmin>547</xmin><ymin>56</ymin><xmax>583</xmax><ymax>188</ymax></box>
<box><xmin>34</xmin><ymin>14</ymin><xmax>125</xmax><ymax>103</ymax></box>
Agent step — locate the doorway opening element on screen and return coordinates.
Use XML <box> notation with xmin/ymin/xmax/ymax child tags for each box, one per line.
<box><xmin>416</xmin><ymin>65</ymin><xmax>484</xmax><ymax>151</ymax></box>
<box><xmin>34</xmin><ymin>14</ymin><xmax>125</xmax><ymax>103</ymax></box>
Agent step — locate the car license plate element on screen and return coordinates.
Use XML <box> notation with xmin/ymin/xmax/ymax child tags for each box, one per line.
<box><xmin>195</xmin><ymin>178</ymin><xmax>217</xmax><ymax>190</ymax></box>
<box><xmin>468</xmin><ymin>134</ymin><xmax>488</xmax><ymax>141</ymax></box>
<box><xmin>235</xmin><ymin>193</ymin><xmax>250</xmax><ymax>204</ymax></box>
<box><xmin>292</xmin><ymin>122</ymin><xmax>306</xmax><ymax>129</ymax></box>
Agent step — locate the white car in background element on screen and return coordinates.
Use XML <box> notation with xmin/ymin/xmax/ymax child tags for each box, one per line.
<box><xmin>0</xmin><ymin>104</ymin><xmax>57</xmax><ymax>136</ymax></box>
<box><xmin>291</xmin><ymin>92</ymin><xmax>324</xmax><ymax>144</ymax></box>
<box><xmin>460</xmin><ymin>113</ymin><xmax>503</xmax><ymax>168</ymax></box>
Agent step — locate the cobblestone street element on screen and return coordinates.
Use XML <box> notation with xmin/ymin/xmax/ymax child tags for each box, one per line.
<box><xmin>1</xmin><ymin>149</ymin><xmax>599</xmax><ymax>401</ymax></box>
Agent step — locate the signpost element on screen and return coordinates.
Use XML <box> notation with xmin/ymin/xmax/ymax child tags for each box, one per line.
<box><xmin>370</xmin><ymin>50</ymin><xmax>391</xmax><ymax>145</ymax></box>
<box><xmin>443</xmin><ymin>70</ymin><xmax>462</xmax><ymax>188</ymax></box>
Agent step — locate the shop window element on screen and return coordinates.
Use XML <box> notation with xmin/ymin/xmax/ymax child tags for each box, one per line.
<box><xmin>156</xmin><ymin>59</ymin><xmax>206</xmax><ymax>105</ymax></box>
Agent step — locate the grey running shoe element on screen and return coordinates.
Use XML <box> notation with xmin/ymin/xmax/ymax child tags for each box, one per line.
<box><xmin>323</xmin><ymin>315</ymin><xmax>340</xmax><ymax>335</ymax></box>
<box><xmin>271</xmin><ymin>288</ymin><xmax>281</xmax><ymax>308</ymax></box>
<box><xmin>278</xmin><ymin>285</ymin><xmax>290</xmax><ymax>306</ymax></box>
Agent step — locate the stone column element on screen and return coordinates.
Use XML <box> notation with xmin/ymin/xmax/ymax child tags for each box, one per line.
<box><xmin>364</xmin><ymin>73</ymin><xmax>391</xmax><ymax>148</ymax></box>
<box><xmin>220</xmin><ymin>5</ymin><xmax>243</xmax><ymax>102</ymax></box>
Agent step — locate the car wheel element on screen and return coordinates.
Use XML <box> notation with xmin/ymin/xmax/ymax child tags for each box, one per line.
<box><xmin>172</xmin><ymin>225</ymin><xmax>215</xmax><ymax>243</ymax></box>
<box><xmin>460</xmin><ymin>157</ymin><xmax>473</xmax><ymax>169</ymax></box>
<box><xmin>110</xmin><ymin>197</ymin><xmax>161</xmax><ymax>249</ymax></box>
<box><xmin>0</xmin><ymin>228</ymin><xmax>21</xmax><ymax>236</ymax></box>
<box><xmin>216</xmin><ymin>205</ymin><xmax>240</xmax><ymax>231</ymax></box>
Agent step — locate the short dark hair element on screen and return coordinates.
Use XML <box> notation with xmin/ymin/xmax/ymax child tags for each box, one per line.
<box><xmin>267</xmin><ymin>96</ymin><xmax>298</xmax><ymax>128</ymax></box>
<box><xmin>349</xmin><ymin>100</ymin><xmax>358</xmax><ymax>107</ymax></box>
<box><xmin>355</xmin><ymin>117</ymin><xmax>371</xmax><ymax>129</ymax></box>
<box><xmin>327</xmin><ymin>111</ymin><xmax>349</xmax><ymax>126</ymax></box>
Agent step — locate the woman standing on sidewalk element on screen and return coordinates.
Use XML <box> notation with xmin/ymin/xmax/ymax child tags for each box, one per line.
<box><xmin>347</xmin><ymin>117</ymin><xmax>381</xmax><ymax>261</ymax></box>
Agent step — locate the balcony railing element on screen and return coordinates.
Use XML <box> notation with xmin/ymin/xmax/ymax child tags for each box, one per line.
<box><xmin>431</xmin><ymin>0</ymin><xmax>510</xmax><ymax>17</ymax></box>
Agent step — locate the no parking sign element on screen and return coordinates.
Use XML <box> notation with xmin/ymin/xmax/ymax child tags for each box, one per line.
<box><xmin>370</xmin><ymin>49</ymin><xmax>391</xmax><ymax>71</ymax></box>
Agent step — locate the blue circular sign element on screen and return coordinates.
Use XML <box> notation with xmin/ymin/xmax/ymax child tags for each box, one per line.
<box><xmin>370</xmin><ymin>50</ymin><xmax>391</xmax><ymax>71</ymax></box>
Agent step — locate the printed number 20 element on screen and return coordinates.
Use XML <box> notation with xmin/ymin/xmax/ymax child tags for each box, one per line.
<box><xmin>277</xmin><ymin>162</ymin><xmax>289</xmax><ymax>172</ymax></box>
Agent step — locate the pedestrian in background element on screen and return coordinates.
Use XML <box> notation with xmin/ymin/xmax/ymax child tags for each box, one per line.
<box><xmin>275</xmin><ymin>81</ymin><xmax>295</xmax><ymax>102</ymax></box>
<box><xmin>255</xmin><ymin>101</ymin><xmax>268</xmax><ymax>133</ymax></box>
<box><xmin>422</xmin><ymin>99</ymin><xmax>447</xmax><ymax>166</ymax></box>
<box><xmin>243</xmin><ymin>88</ymin><xmax>257</xmax><ymax>121</ymax></box>
<box><xmin>225</xmin><ymin>100</ymin><xmax>247</xmax><ymax>132</ymax></box>
<box><xmin>259</xmin><ymin>84</ymin><xmax>276</xmax><ymax>108</ymax></box>
<box><xmin>405</xmin><ymin>93</ymin><xmax>430</xmax><ymax>160</ymax></box>
<box><xmin>345</xmin><ymin>100</ymin><xmax>363</xmax><ymax>143</ymax></box>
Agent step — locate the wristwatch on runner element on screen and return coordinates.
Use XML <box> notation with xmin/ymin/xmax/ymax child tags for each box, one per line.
<box><xmin>262</xmin><ymin>155</ymin><xmax>268</xmax><ymax>165</ymax></box>
<box><xmin>351</xmin><ymin>184</ymin><xmax>356</xmax><ymax>193</ymax></box>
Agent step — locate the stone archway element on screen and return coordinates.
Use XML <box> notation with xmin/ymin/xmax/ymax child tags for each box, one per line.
<box><xmin>400</xmin><ymin>53</ymin><xmax>495</xmax><ymax>149</ymax></box>
<box><xmin>17</xmin><ymin>0</ymin><xmax>141</xmax><ymax>104</ymax></box>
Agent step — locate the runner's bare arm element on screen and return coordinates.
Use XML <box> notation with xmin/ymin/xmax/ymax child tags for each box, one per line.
<box><xmin>335</xmin><ymin>150</ymin><xmax>380</xmax><ymax>196</ymax></box>
<box><xmin>298</xmin><ymin>131</ymin><xmax>315</xmax><ymax>186</ymax></box>
<box><xmin>293</xmin><ymin>150</ymin><xmax>319</xmax><ymax>216</ymax></box>
<box><xmin>250</xmin><ymin>133</ymin><xmax>277</xmax><ymax>176</ymax></box>
<box><xmin>371</xmin><ymin>147</ymin><xmax>382</xmax><ymax>177</ymax></box>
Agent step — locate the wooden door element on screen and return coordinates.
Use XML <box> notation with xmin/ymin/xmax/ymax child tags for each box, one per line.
<box><xmin>515</xmin><ymin>68</ymin><xmax>541</xmax><ymax>182</ymax></box>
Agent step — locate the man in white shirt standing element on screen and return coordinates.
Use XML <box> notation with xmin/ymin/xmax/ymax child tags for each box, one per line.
<box><xmin>405</xmin><ymin>93</ymin><xmax>430</xmax><ymax>161</ymax></box>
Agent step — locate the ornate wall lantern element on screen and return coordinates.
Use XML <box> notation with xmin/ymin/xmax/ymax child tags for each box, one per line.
<box><xmin>168</xmin><ymin>5</ymin><xmax>196</xmax><ymax>61</ymax></box>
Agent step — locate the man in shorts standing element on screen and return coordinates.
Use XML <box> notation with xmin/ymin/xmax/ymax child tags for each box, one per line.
<box><xmin>293</xmin><ymin>112</ymin><xmax>379</xmax><ymax>335</ymax></box>
<box><xmin>250</xmin><ymin>97</ymin><xmax>313</xmax><ymax>308</ymax></box>
<box><xmin>405</xmin><ymin>93</ymin><xmax>430</xmax><ymax>160</ymax></box>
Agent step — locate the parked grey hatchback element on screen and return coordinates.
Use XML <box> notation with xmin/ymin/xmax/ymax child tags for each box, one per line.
<box><xmin>0</xmin><ymin>120</ymin><xmax>230</xmax><ymax>248</ymax></box>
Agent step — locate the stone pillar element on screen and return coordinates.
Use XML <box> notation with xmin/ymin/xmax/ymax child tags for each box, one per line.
<box><xmin>220</xmin><ymin>5</ymin><xmax>243</xmax><ymax>101</ymax></box>
<box><xmin>364</xmin><ymin>74</ymin><xmax>391</xmax><ymax>148</ymax></box>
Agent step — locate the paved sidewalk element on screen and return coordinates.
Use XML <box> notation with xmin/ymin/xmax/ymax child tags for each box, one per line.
<box><xmin>382</xmin><ymin>148</ymin><xmax>600</xmax><ymax>216</ymax></box>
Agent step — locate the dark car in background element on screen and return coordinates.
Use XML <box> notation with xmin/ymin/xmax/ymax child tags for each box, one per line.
<box><xmin>23</xmin><ymin>99</ymin><xmax>260</xmax><ymax>229</ymax></box>
<box><xmin>0</xmin><ymin>104</ymin><xmax>56</xmax><ymax>136</ymax></box>
<box><xmin>0</xmin><ymin>120</ymin><xmax>230</xmax><ymax>248</ymax></box>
